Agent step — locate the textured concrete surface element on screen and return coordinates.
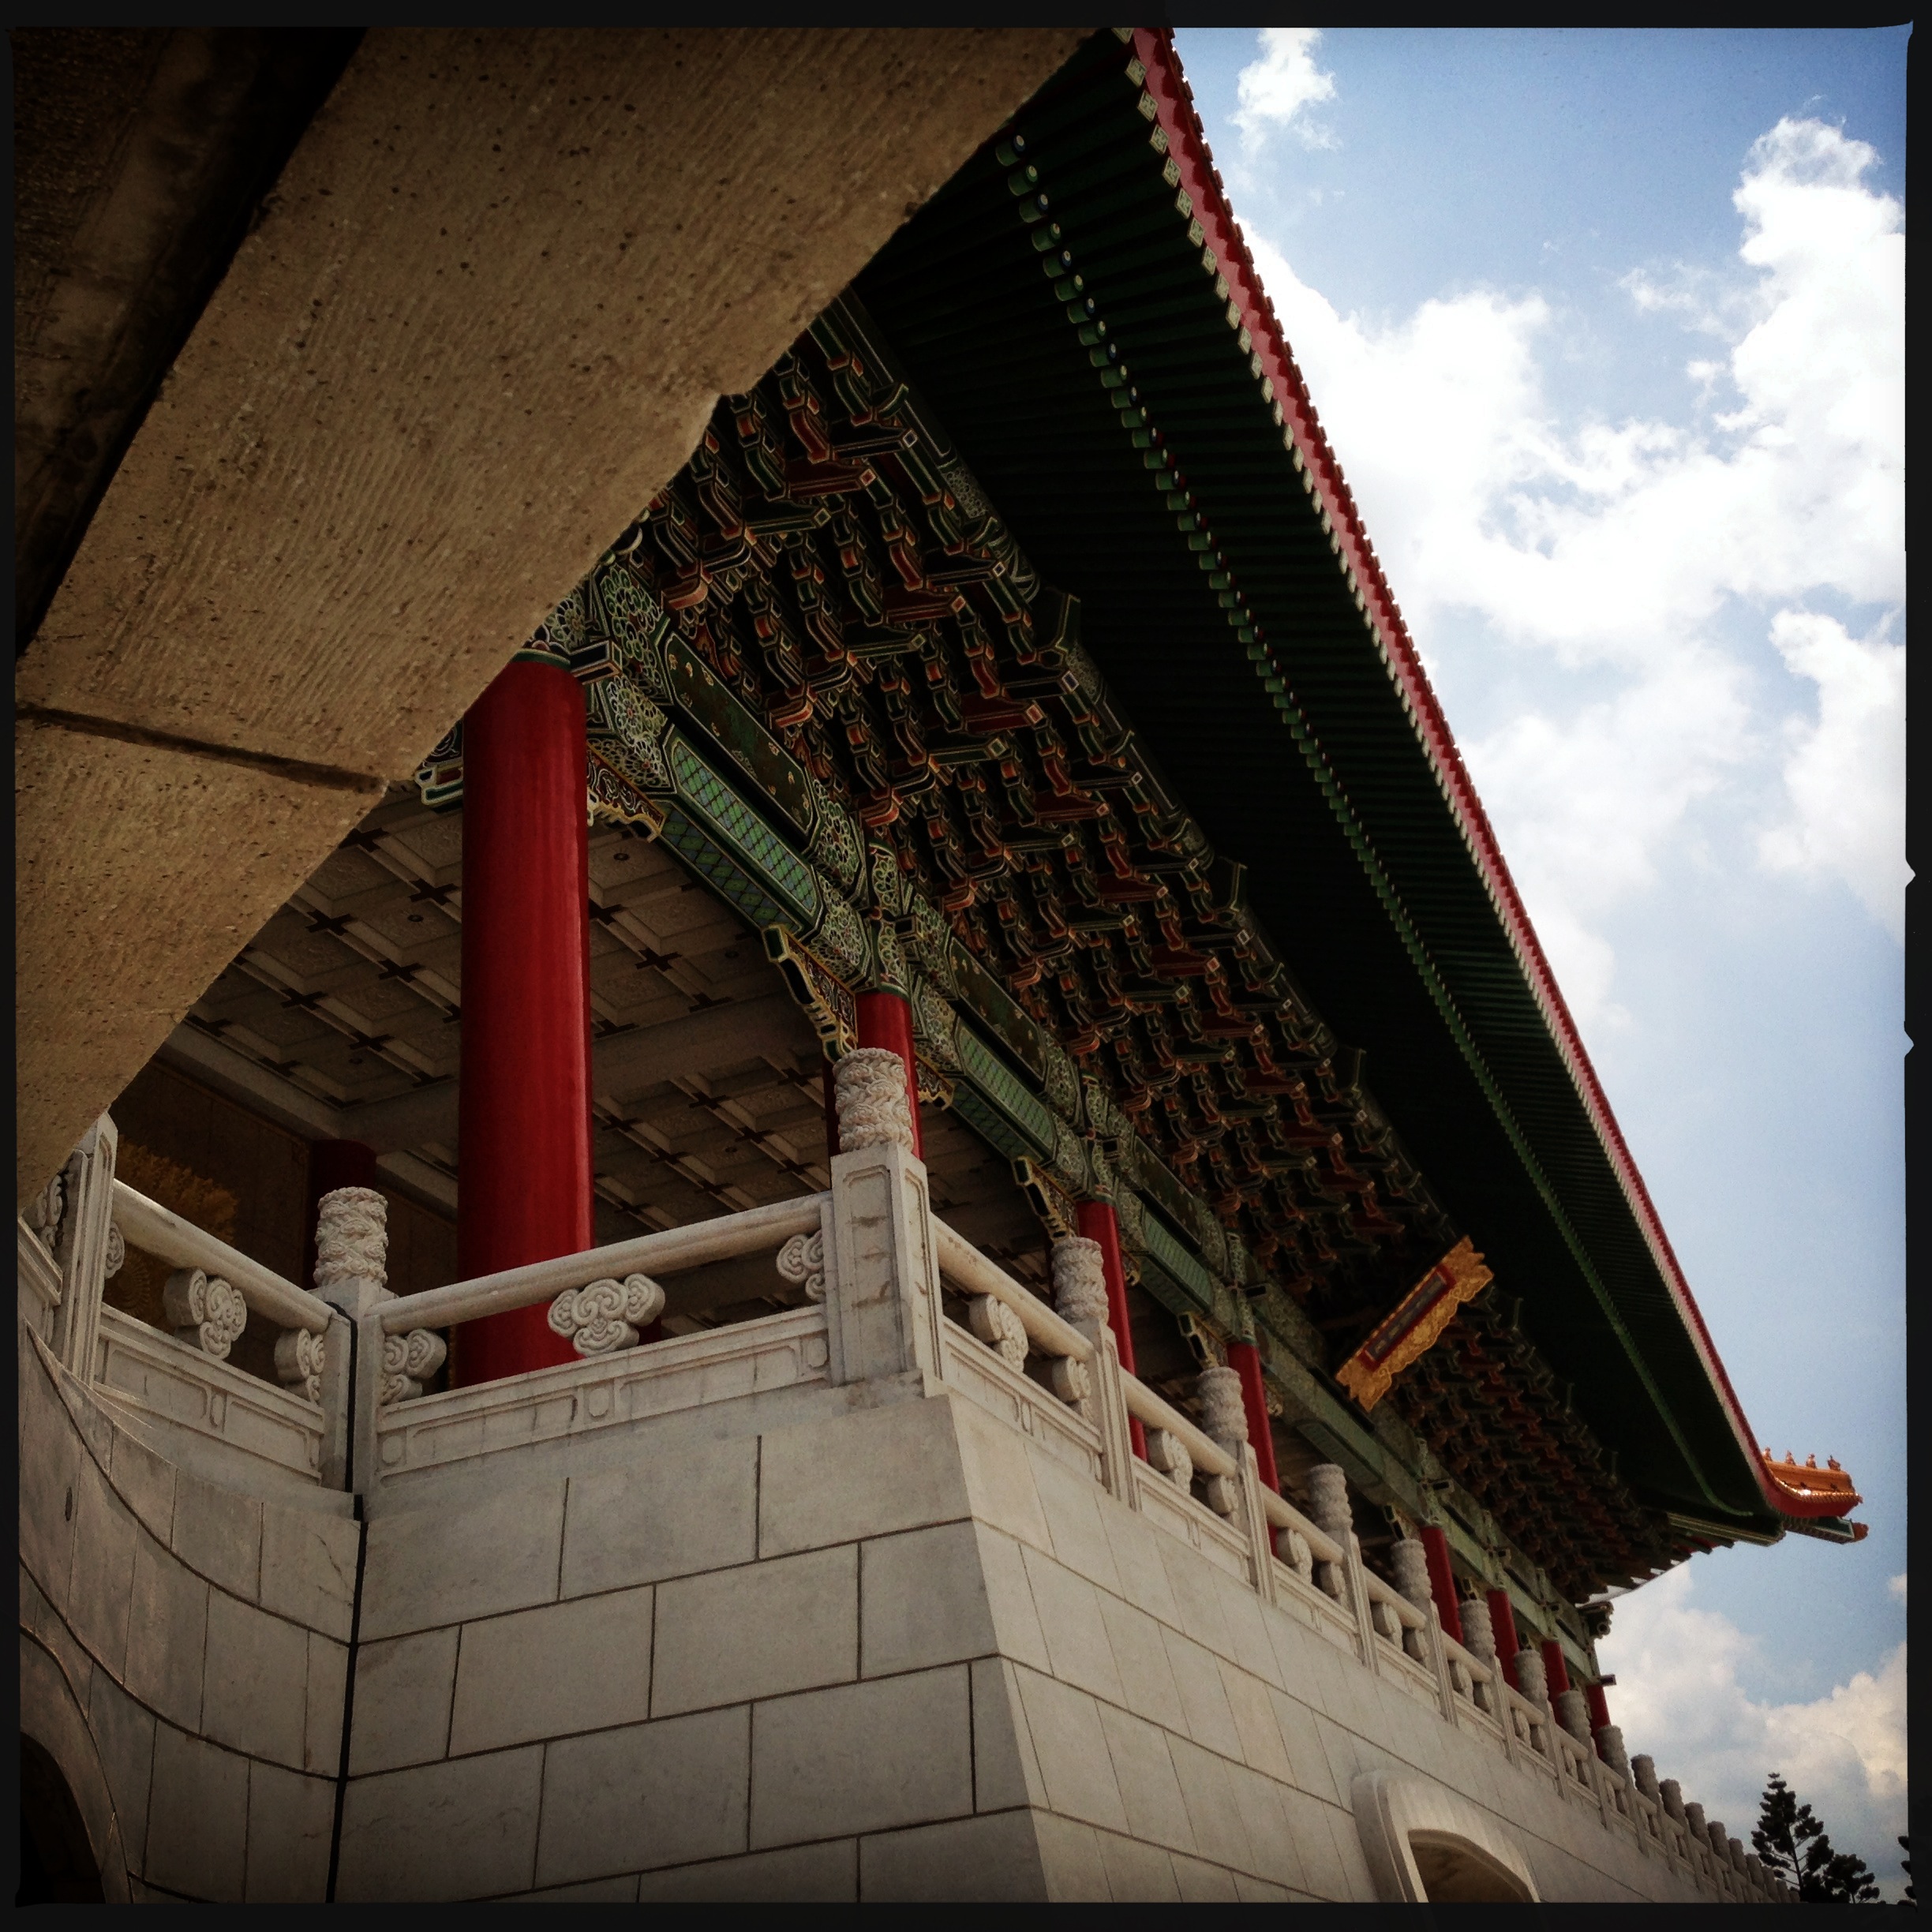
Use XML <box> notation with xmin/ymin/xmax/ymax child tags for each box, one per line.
<box><xmin>16</xmin><ymin>26</ymin><xmax>1090</xmax><ymax>1201</ymax></box>
<box><xmin>13</xmin><ymin>29</ymin><xmax>357</xmax><ymax>648</ymax></box>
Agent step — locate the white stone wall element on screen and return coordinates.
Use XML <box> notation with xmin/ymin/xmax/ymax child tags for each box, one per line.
<box><xmin>18</xmin><ymin>1137</ymin><xmax>1740</xmax><ymax>1904</ymax></box>
<box><xmin>328</xmin><ymin>1383</ymin><xmax>1711</xmax><ymax>1903</ymax></box>
<box><xmin>17</xmin><ymin>1307</ymin><xmax>357</xmax><ymax>1902</ymax></box>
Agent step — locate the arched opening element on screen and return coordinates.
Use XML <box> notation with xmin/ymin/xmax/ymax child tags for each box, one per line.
<box><xmin>1410</xmin><ymin>1831</ymin><xmax>1537</xmax><ymax>1904</ymax></box>
<box><xmin>17</xmin><ymin>1735</ymin><xmax>105</xmax><ymax>1905</ymax></box>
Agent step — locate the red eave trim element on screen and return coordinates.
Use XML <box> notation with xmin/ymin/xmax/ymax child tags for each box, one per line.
<box><xmin>1133</xmin><ymin>27</ymin><xmax>1820</xmax><ymax>1527</ymax></box>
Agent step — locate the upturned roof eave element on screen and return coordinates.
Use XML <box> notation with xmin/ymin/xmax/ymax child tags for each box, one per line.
<box><xmin>1129</xmin><ymin>26</ymin><xmax>1808</xmax><ymax>1531</ymax></box>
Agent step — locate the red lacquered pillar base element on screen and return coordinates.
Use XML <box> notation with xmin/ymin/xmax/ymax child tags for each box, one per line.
<box><xmin>1541</xmin><ymin>1638</ymin><xmax>1572</xmax><ymax>1700</ymax></box>
<box><xmin>1586</xmin><ymin>1679</ymin><xmax>1613</xmax><ymax>1735</ymax></box>
<box><xmin>856</xmin><ymin>991</ymin><xmax>922</xmax><ymax>1158</ymax></box>
<box><xmin>1488</xmin><ymin>1588</ymin><xmax>1523</xmax><ymax>1690</ymax></box>
<box><xmin>455</xmin><ymin>661</ymin><xmax>593</xmax><ymax>1386</ymax></box>
<box><xmin>1076</xmin><ymin>1200</ymin><xmax>1147</xmax><ymax>1460</ymax></box>
<box><xmin>1419</xmin><ymin>1526</ymin><xmax>1465</xmax><ymax>1646</ymax></box>
<box><xmin>1225</xmin><ymin>1340</ymin><xmax>1279</xmax><ymax>1492</ymax></box>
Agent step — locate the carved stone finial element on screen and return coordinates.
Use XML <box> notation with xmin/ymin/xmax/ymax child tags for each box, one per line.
<box><xmin>1195</xmin><ymin>1362</ymin><xmax>1246</xmax><ymax>1455</ymax></box>
<box><xmin>833</xmin><ymin>1048</ymin><xmax>914</xmax><ymax>1153</ymax></box>
<box><xmin>548</xmin><ymin>1274</ymin><xmax>666</xmax><ymax>1357</ymax></box>
<box><xmin>1305</xmin><ymin>1462</ymin><xmax>1352</xmax><ymax>1542</ymax></box>
<box><xmin>1683</xmin><ymin>1800</ymin><xmax>1708</xmax><ymax>1838</ymax></box>
<box><xmin>1389</xmin><ymin>1538</ymin><xmax>1432</xmax><ymax>1616</ymax></box>
<box><xmin>275</xmin><ymin>1327</ymin><xmax>327</xmax><ymax>1402</ymax></box>
<box><xmin>1050</xmin><ymin>1235</ymin><xmax>1109</xmax><ymax>1325</ymax></box>
<box><xmin>1596</xmin><ymin>1723</ymin><xmax>1631</xmax><ymax>1780</ymax></box>
<box><xmin>315</xmin><ymin>1186</ymin><xmax>389</xmax><ymax>1312</ymax></box>
<box><xmin>1458</xmin><ymin>1593</ymin><xmax>1496</xmax><ymax>1665</ymax></box>
<box><xmin>1630</xmin><ymin>1753</ymin><xmax>1659</xmax><ymax>1800</ymax></box>
<box><xmin>379</xmin><ymin>1327</ymin><xmax>447</xmax><ymax>1403</ymax></box>
<box><xmin>1555</xmin><ymin>1686</ymin><xmax>1593</xmax><ymax>1744</ymax></box>
<box><xmin>1659</xmin><ymin>1777</ymin><xmax>1684</xmax><ymax>1822</ymax></box>
<box><xmin>1513</xmin><ymin>1646</ymin><xmax>1549</xmax><ymax>1707</ymax></box>
<box><xmin>163</xmin><ymin>1268</ymin><xmax>248</xmax><ymax>1359</ymax></box>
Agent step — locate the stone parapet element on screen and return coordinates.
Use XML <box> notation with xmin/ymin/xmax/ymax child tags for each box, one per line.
<box><xmin>17</xmin><ymin>1107</ymin><xmax>1784</xmax><ymax>1903</ymax></box>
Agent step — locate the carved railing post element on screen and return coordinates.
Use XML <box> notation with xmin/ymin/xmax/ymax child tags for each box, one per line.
<box><xmin>1195</xmin><ymin>1363</ymin><xmax>1245</xmax><ymax>1519</ymax></box>
<box><xmin>1459</xmin><ymin>1593</ymin><xmax>1499</xmax><ymax>1716</ymax></box>
<box><xmin>316</xmin><ymin>1315</ymin><xmax>353</xmax><ymax>1491</ymax></box>
<box><xmin>312</xmin><ymin>1185</ymin><xmax>389</xmax><ymax>1317</ymax></box>
<box><xmin>824</xmin><ymin>1050</ymin><xmax>942</xmax><ymax>1391</ymax></box>
<box><xmin>1229</xmin><ymin>1441</ymin><xmax>1279</xmax><ymax>1604</ymax></box>
<box><xmin>1051</xmin><ymin>1234</ymin><xmax>1135</xmax><ymax>1506</ymax></box>
<box><xmin>324</xmin><ymin>1185</ymin><xmax>393</xmax><ymax>1497</ymax></box>
<box><xmin>1555</xmin><ymin>1683</ymin><xmax>1593</xmax><ymax>1747</ymax></box>
<box><xmin>45</xmin><ymin>1114</ymin><xmax>120</xmax><ymax>1380</ymax></box>
<box><xmin>1392</xmin><ymin>1539</ymin><xmax>1459</xmax><ymax>1717</ymax></box>
<box><xmin>1389</xmin><ymin>1539</ymin><xmax>1433</xmax><ymax>1664</ymax></box>
<box><xmin>317</xmin><ymin>1186</ymin><xmax>447</xmax><ymax>1495</ymax></box>
<box><xmin>1513</xmin><ymin>1643</ymin><xmax>1552</xmax><ymax>1762</ymax></box>
<box><xmin>1683</xmin><ymin>1801</ymin><xmax>1711</xmax><ymax>1885</ymax></box>
<box><xmin>1307</xmin><ymin>1462</ymin><xmax>1382</xmax><ymax>1667</ymax></box>
<box><xmin>1305</xmin><ymin>1462</ymin><xmax>1354</xmax><ymax>1604</ymax></box>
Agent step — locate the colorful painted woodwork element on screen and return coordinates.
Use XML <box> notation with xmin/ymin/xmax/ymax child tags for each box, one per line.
<box><xmin>401</xmin><ymin>36</ymin><xmax>1789</xmax><ymax>1604</ymax></box>
<box><xmin>1336</xmin><ymin>1237</ymin><xmax>1494</xmax><ymax>1413</ymax></box>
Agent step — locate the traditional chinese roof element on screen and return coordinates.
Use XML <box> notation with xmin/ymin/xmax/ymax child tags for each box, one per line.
<box><xmin>837</xmin><ymin>28</ymin><xmax>1842</xmax><ymax>1559</ymax></box>
<box><xmin>185</xmin><ymin>27</ymin><xmax>1852</xmax><ymax>1603</ymax></box>
<box><xmin>1760</xmin><ymin>1451</ymin><xmax>1862</xmax><ymax>1514</ymax></box>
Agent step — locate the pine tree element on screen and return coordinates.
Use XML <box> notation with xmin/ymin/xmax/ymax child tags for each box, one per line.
<box><xmin>1899</xmin><ymin>1836</ymin><xmax>1913</xmax><ymax>1908</ymax></box>
<box><xmin>1753</xmin><ymin>1773</ymin><xmax>1881</xmax><ymax>1903</ymax></box>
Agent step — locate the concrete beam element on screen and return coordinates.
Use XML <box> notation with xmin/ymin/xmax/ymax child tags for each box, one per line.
<box><xmin>16</xmin><ymin>27</ymin><xmax>1090</xmax><ymax>1200</ymax></box>
<box><xmin>12</xmin><ymin>28</ymin><xmax>358</xmax><ymax>647</ymax></box>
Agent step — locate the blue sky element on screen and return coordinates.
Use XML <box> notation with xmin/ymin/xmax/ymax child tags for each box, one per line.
<box><xmin>1173</xmin><ymin>25</ymin><xmax>1907</xmax><ymax>1889</ymax></box>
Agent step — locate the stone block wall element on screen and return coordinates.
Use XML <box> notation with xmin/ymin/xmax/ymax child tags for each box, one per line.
<box><xmin>19</xmin><ymin>1226</ymin><xmax>1723</xmax><ymax>1903</ymax></box>
<box><xmin>328</xmin><ymin>1382</ymin><xmax>1709</xmax><ymax>1903</ymax></box>
<box><xmin>18</xmin><ymin>1309</ymin><xmax>358</xmax><ymax>1903</ymax></box>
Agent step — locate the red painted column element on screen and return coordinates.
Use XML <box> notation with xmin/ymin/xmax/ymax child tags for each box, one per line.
<box><xmin>1225</xmin><ymin>1341</ymin><xmax>1279</xmax><ymax>1491</ymax></box>
<box><xmin>1586</xmin><ymin>1679</ymin><xmax>1613</xmax><ymax>1734</ymax></box>
<box><xmin>1487</xmin><ymin>1588</ymin><xmax>1523</xmax><ymax>1690</ymax></box>
<box><xmin>1076</xmin><ymin>1200</ymin><xmax>1147</xmax><ymax>1459</ymax></box>
<box><xmin>1417</xmin><ymin>1527</ymin><xmax>1465</xmax><ymax>1646</ymax></box>
<box><xmin>1541</xmin><ymin>1638</ymin><xmax>1572</xmax><ymax>1700</ymax></box>
<box><xmin>304</xmin><ymin>1140</ymin><xmax>380</xmax><ymax>1290</ymax></box>
<box><xmin>455</xmin><ymin>660</ymin><xmax>593</xmax><ymax>1386</ymax></box>
<box><xmin>856</xmin><ymin>990</ymin><xmax>922</xmax><ymax>1158</ymax></box>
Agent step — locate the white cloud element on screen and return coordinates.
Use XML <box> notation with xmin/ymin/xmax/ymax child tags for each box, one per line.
<box><xmin>1245</xmin><ymin>118</ymin><xmax>1904</xmax><ymax>1027</ymax></box>
<box><xmin>1463</xmin><ymin>650</ymin><xmax>1755</xmax><ymax>1024</ymax></box>
<box><xmin>1599</xmin><ymin>1567</ymin><xmax>1908</xmax><ymax>1898</ymax></box>
<box><xmin>1758</xmin><ymin>611</ymin><xmax>1908</xmax><ymax>939</ymax></box>
<box><xmin>1234</xmin><ymin>29</ymin><xmax>1338</xmax><ymax>151</ymax></box>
